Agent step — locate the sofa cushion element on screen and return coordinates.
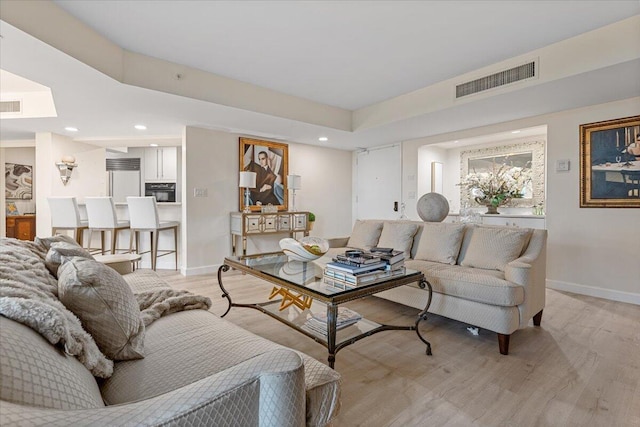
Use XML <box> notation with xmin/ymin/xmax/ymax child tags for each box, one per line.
<box><xmin>45</xmin><ymin>241</ymin><xmax>94</xmax><ymax>277</ymax></box>
<box><xmin>405</xmin><ymin>260</ymin><xmax>524</xmax><ymax>306</ymax></box>
<box><xmin>458</xmin><ymin>226</ymin><xmax>531</xmax><ymax>271</ymax></box>
<box><xmin>0</xmin><ymin>317</ymin><xmax>104</xmax><ymax>410</ymax></box>
<box><xmin>346</xmin><ymin>220</ymin><xmax>383</xmax><ymax>250</ymax></box>
<box><xmin>376</xmin><ymin>221</ymin><xmax>419</xmax><ymax>255</ymax></box>
<box><xmin>57</xmin><ymin>257</ymin><xmax>146</xmax><ymax>361</ymax></box>
<box><xmin>413</xmin><ymin>223</ymin><xmax>465</xmax><ymax>264</ymax></box>
<box><xmin>101</xmin><ymin>310</ymin><xmax>341</xmax><ymax>425</ymax></box>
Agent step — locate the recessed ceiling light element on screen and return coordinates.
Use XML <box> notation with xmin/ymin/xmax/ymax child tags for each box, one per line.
<box><xmin>454</xmin><ymin>140</ymin><xmax>459</xmax><ymax>143</ymax></box>
<box><xmin>64</xmin><ymin>127</ymin><xmax>78</xmax><ymax>132</ymax></box>
<box><xmin>511</xmin><ymin>130</ymin><xmax>521</xmax><ymax>134</ymax></box>
<box><xmin>134</xmin><ymin>124</ymin><xmax>147</xmax><ymax>130</ymax></box>
<box><xmin>149</xmin><ymin>143</ymin><xmax>159</xmax><ymax>147</ymax></box>
<box><xmin>318</xmin><ymin>137</ymin><xmax>328</xmax><ymax>142</ymax></box>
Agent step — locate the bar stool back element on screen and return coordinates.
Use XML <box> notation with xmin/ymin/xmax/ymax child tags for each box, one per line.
<box><xmin>47</xmin><ymin>197</ymin><xmax>88</xmax><ymax>245</ymax></box>
<box><xmin>85</xmin><ymin>197</ymin><xmax>130</xmax><ymax>255</ymax></box>
<box><xmin>127</xmin><ymin>196</ymin><xmax>179</xmax><ymax>271</ymax></box>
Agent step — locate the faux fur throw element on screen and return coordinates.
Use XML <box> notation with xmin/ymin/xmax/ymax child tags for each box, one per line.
<box><xmin>136</xmin><ymin>288</ymin><xmax>212</xmax><ymax>327</ymax></box>
<box><xmin>0</xmin><ymin>238</ymin><xmax>114</xmax><ymax>378</ymax></box>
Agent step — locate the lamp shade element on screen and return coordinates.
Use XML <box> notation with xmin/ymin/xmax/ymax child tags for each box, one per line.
<box><xmin>239</xmin><ymin>171</ymin><xmax>257</xmax><ymax>188</ymax></box>
<box><xmin>287</xmin><ymin>174</ymin><xmax>301</xmax><ymax>190</ymax></box>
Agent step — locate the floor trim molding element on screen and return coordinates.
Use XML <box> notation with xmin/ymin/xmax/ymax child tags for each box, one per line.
<box><xmin>547</xmin><ymin>279</ymin><xmax>640</xmax><ymax>306</ymax></box>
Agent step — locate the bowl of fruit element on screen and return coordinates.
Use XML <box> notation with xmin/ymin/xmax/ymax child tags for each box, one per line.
<box><xmin>279</xmin><ymin>236</ymin><xmax>329</xmax><ymax>262</ymax></box>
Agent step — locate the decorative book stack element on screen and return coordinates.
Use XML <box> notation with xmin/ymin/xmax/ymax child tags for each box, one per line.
<box><xmin>302</xmin><ymin>307</ymin><xmax>362</xmax><ymax>336</ymax></box>
<box><xmin>323</xmin><ymin>247</ymin><xmax>406</xmax><ymax>288</ymax></box>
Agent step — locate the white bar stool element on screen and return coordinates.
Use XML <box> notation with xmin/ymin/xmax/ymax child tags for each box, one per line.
<box><xmin>85</xmin><ymin>196</ymin><xmax>130</xmax><ymax>255</ymax></box>
<box><xmin>47</xmin><ymin>197</ymin><xmax>88</xmax><ymax>245</ymax></box>
<box><xmin>126</xmin><ymin>196</ymin><xmax>179</xmax><ymax>271</ymax></box>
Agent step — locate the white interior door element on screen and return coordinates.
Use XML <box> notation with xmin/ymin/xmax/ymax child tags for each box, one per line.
<box><xmin>356</xmin><ymin>144</ymin><xmax>402</xmax><ymax>219</ymax></box>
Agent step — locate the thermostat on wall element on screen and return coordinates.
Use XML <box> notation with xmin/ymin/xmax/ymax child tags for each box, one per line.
<box><xmin>556</xmin><ymin>159</ymin><xmax>570</xmax><ymax>172</ymax></box>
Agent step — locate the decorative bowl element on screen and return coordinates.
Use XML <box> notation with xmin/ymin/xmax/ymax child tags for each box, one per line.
<box><xmin>279</xmin><ymin>237</ymin><xmax>329</xmax><ymax>262</ymax></box>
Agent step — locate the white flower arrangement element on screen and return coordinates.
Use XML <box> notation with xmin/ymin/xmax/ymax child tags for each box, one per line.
<box><xmin>459</xmin><ymin>163</ymin><xmax>533</xmax><ymax>207</ymax></box>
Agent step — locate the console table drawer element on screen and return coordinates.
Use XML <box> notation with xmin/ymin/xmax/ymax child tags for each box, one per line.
<box><xmin>230</xmin><ymin>211</ymin><xmax>311</xmax><ymax>256</ymax></box>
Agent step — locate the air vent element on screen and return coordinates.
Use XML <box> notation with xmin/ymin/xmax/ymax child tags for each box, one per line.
<box><xmin>456</xmin><ymin>62</ymin><xmax>536</xmax><ymax>98</ymax></box>
<box><xmin>106</xmin><ymin>158</ymin><xmax>141</xmax><ymax>171</ymax></box>
<box><xmin>0</xmin><ymin>100</ymin><xmax>22</xmax><ymax>113</ymax></box>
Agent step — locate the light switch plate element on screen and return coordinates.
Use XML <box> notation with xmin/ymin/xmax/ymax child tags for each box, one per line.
<box><xmin>194</xmin><ymin>188</ymin><xmax>208</xmax><ymax>197</ymax></box>
<box><xmin>556</xmin><ymin>159</ymin><xmax>570</xmax><ymax>172</ymax></box>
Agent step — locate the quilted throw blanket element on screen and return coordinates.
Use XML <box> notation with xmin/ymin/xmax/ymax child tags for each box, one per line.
<box><xmin>0</xmin><ymin>238</ymin><xmax>211</xmax><ymax>379</ymax></box>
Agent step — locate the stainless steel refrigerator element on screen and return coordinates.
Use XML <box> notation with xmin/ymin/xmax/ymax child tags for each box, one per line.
<box><xmin>106</xmin><ymin>158</ymin><xmax>141</xmax><ymax>203</ymax></box>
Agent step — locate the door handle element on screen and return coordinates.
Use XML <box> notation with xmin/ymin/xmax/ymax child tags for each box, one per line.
<box><xmin>393</xmin><ymin>201</ymin><xmax>398</xmax><ymax>212</ymax></box>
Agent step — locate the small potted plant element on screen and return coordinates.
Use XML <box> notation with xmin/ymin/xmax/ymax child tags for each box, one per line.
<box><xmin>308</xmin><ymin>212</ymin><xmax>316</xmax><ymax>230</ymax></box>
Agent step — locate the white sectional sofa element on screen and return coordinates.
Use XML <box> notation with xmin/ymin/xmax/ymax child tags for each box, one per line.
<box><xmin>0</xmin><ymin>237</ymin><xmax>341</xmax><ymax>427</ymax></box>
<box><xmin>322</xmin><ymin>220</ymin><xmax>547</xmax><ymax>355</ymax></box>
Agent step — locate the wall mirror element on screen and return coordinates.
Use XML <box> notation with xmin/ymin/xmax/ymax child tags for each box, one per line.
<box><xmin>460</xmin><ymin>140</ymin><xmax>545</xmax><ymax>208</ymax></box>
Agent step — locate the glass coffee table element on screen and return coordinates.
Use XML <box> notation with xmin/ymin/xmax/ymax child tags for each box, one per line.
<box><xmin>218</xmin><ymin>253</ymin><xmax>433</xmax><ymax>368</ymax></box>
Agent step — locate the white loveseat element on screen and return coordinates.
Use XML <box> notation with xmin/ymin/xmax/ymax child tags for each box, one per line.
<box><xmin>322</xmin><ymin>220</ymin><xmax>547</xmax><ymax>355</ymax></box>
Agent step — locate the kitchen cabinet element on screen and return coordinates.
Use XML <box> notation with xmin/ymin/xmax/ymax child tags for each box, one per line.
<box><xmin>144</xmin><ymin>147</ymin><xmax>177</xmax><ymax>181</ymax></box>
<box><xmin>6</xmin><ymin>215</ymin><xmax>36</xmax><ymax>241</ymax></box>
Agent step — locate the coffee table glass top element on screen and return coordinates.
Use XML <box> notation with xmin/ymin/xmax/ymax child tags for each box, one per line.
<box><xmin>225</xmin><ymin>253</ymin><xmax>421</xmax><ymax>298</ymax></box>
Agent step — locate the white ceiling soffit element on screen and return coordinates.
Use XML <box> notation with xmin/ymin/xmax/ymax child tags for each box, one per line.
<box><xmin>0</xmin><ymin>1</ymin><xmax>639</xmax><ymax>149</ymax></box>
<box><xmin>0</xmin><ymin>69</ymin><xmax>57</xmax><ymax>119</ymax></box>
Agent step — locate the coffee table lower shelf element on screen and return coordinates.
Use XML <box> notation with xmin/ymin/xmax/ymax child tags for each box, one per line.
<box><xmin>217</xmin><ymin>263</ymin><xmax>433</xmax><ymax>369</ymax></box>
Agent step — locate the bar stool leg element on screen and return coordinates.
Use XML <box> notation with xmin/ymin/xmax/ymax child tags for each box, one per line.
<box><xmin>100</xmin><ymin>231</ymin><xmax>106</xmax><ymax>255</ymax></box>
<box><xmin>173</xmin><ymin>227</ymin><xmax>178</xmax><ymax>271</ymax></box>
<box><xmin>151</xmin><ymin>231</ymin><xmax>159</xmax><ymax>271</ymax></box>
<box><xmin>111</xmin><ymin>230</ymin><xmax>117</xmax><ymax>255</ymax></box>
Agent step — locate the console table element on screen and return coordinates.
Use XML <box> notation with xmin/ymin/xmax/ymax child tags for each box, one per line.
<box><xmin>6</xmin><ymin>215</ymin><xmax>36</xmax><ymax>241</ymax></box>
<box><xmin>230</xmin><ymin>211</ymin><xmax>310</xmax><ymax>256</ymax></box>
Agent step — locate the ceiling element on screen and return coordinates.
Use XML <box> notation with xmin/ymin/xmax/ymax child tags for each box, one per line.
<box><xmin>1</xmin><ymin>1</ymin><xmax>639</xmax><ymax>150</ymax></box>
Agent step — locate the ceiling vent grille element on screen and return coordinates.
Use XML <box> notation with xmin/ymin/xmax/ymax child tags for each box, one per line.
<box><xmin>0</xmin><ymin>100</ymin><xmax>22</xmax><ymax>113</ymax></box>
<box><xmin>456</xmin><ymin>62</ymin><xmax>536</xmax><ymax>98</ymax></box>
<box><xmin>106</xmin><ymin>158</ymin><xmax>141</xmax><ymax>171</ymax></box>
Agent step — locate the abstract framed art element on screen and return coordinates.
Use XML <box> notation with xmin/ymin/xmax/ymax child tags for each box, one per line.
<box><xmin>239</xmin><ymin>138</ymin><xmax>289</xmax><ymax>212</ymax></box>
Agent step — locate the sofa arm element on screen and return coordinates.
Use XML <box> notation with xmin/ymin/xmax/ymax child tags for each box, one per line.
<box><xmin>0</xmin><ymin>349</ymin><xmax>306</xmax><ymax>427</ymax></box>
<box><xmin>326</xmin><ymin>237</ymin><xmax>349</xmax><ymax>248</ymax></box>
<box><xmin>505</xmin><ymin>229</ymin><xmax>547</xmax><ymax>327</ymax></box>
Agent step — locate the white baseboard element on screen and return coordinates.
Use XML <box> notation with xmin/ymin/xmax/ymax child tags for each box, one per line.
<box><xmin>182</xmin><ymin>263</ymin><xmax>221</xmax><ymax>276</ymax></box>
<box><xmin>547</xmin><ymin>279</ymin><xmax>640</xmax><ymax>305</ymax></box>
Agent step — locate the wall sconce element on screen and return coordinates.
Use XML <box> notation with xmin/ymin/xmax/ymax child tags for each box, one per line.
<box><xmin>239</xmin><ymin>171</ymin><xmax>257</xmax><ymax>213</ymax></box>
<box><xmin>56</xmin><ymin>155</ymin><xmax>77</xmax><ymax>185</ymax></box>
<box><xmin>287</xmin><ymin>174</ymin><xmax>301</xmax><ymax>212</ymax></box>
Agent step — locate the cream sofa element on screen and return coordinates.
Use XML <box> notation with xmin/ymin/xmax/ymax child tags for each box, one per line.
<box><xmin>322</xmin><ymin>220</ymin><xmax>547</xmax><ymax>355</ymax></box>
<box><xmin>0</xmin><ymin>237</ymin><xmax>340</xmax><ymax>426</ymax></box>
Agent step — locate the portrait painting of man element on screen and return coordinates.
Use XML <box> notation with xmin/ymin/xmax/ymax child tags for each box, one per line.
<box><xmin>239</xmin><ymin>138</ymin><xmax>288</xmax><ymax>211</ymax></box>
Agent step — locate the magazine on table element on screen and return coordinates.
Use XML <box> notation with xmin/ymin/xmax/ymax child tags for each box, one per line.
<box><xmin>312</xmin><ymin>306</ymin><xmax>362</xmax><ymax>325</ymax></box>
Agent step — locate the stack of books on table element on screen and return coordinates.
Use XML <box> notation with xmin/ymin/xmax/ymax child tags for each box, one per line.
<box><xmin>323</xmin><ymin>248</ymin><xmax>406</xmax><ymax>288</ymax></box>
<box><xmin>302</xmin><ymin>307</ymin><xmax>362</xmax><ymax>336</ymax></box>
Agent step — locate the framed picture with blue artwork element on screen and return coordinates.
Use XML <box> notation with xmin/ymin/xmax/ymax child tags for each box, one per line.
<box><xmin>580</xmin><ymin>115</ymin><xmax>640</xmax><ymax>208</ymax></box>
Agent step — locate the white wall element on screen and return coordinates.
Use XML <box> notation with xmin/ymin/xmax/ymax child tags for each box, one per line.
<box><xmin>181</xmin><ymin>126</ymin><xmax>353</xmax><ymax>276</ymax></box>
<box><xmin>35</xmin><ymin>132</ymin><xmax>106</xmax><ymax>237</ymax></box>
<box><xmin>402</xmin><ymin>97</ymin><xmax>640</xmax><ymax>304</ymax></box>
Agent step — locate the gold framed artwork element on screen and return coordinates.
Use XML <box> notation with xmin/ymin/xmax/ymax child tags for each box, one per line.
<box><xmin>579</xmin><ymin>115</ymin><xmax>640</xmax><ymax>208</ymax></box>
<box><xmin>239</xmin><ymin>137</ymin><xmax>289</xmax><ymax>212</ymax></box>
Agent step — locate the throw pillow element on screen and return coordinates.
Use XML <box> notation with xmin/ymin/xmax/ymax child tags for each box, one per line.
<box><xmin>413</xmin><ymin>223</ymin><xmax>466</xmax><ymax>265</ymax></box>
<box><xmin>346</xmin><ymin>220</ymin><xmax>383</xmax><ymax>250</ymax></box>
<box><xmin>376</xmin><ymin>222</ymin><xmax>419</xmax><ymax>256</ymax></box>
<box><xmin>45</xmin><ymin>241</ymin><xmax>94</xmax><ymax>278</ymax></box>
<box><xmin>36</xmin><ymin>234</ymin><xmax>79</xmax><ymax>251</ymax></box>
<box><xmin>58</xmin><ymin>256</ymin><xmax>145</xmax><ymax>361</ymax></box>
<box><xmin>460</xmin><ymin>227</ymin><xmax>531</xmax><ymax>271</ymax></box>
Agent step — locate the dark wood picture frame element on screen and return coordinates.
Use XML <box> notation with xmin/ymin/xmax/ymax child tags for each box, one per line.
<box><xmin>579</xmin><ymin>115</ymin><xmax>640</xmax><ymax>208</ymax></box>
<box><xmin>239</xmin><ymin>137</ymin><xmax>289</xmax><ymax>212</ymax></box>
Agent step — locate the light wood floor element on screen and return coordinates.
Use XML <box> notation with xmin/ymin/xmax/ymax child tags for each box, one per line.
<box><xmin>157</xmin><ymin>269</ymin><xmax>640</xmax><ymax>427</ymax></box>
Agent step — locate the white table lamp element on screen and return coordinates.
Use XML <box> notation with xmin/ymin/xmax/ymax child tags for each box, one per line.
<box><xmin>239</xmin><ymin>171</ymin><xmax>257</xmax><ymax>213</ymax></box>
<box><xmin>287</xmin><ymin>174</ymin><xmax>301</xmax><ymax>211</ymax></box>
